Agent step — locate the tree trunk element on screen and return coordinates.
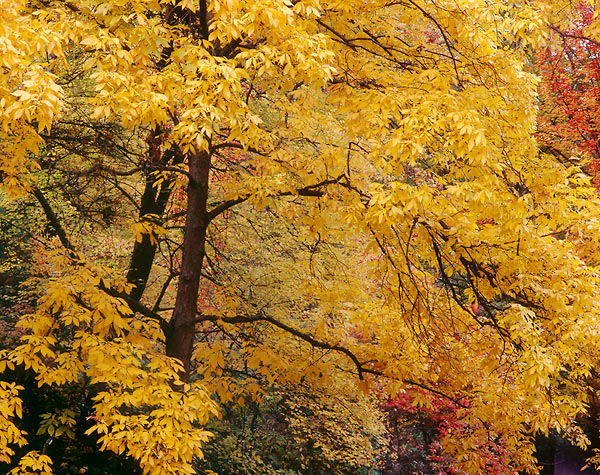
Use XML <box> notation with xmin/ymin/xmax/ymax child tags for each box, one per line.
<box><xmin>165</xmin><ymin>149</ymin><xmax>211</xmax><ymax>379</ymax></box>
<box><xmin>127</xmin><ymin>131</ymin><xmax>183</xmax><ymax>301</ymax></box>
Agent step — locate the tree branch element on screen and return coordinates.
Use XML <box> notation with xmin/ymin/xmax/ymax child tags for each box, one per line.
<box><xmin>206</xmin><ymin>175</ymin><xmax>350</xmax><ymax>223</ymax></box>
<box><xmin>407</xmin><ymin>0</ymin><xmax>462</xmax><ymax>88</ymax></box>
<box><xmin>31</xmin><ymin>186</ymin><xmax>169</xmax><ymax>330</ymax></box>
<box><xmin>196</xmin><ymin>312</ymin><xmax>473</xmax><ymax>410</ymax></box>
<box><xmin>549</xmin><ymin>24</ymin><xmax>600</xmax><ymax>50</ymax></box>
<box><xmin>100</xmin><ymin>282</ymin><xmax>169</xmax><ymax>333</ymax></box>
<box><xmin>196</xmin><ymin>312</ymin><xmax>378</xmax><ymax>379</ymax></box>
<box><xmin>32</xmin><ymin>186</ymin><xmax>77</xmax><ymax>254</ymax></box>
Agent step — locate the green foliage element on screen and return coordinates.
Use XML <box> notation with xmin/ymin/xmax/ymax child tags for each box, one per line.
<box><xmin>197</xmin><ymin>392</ymin><xmax>383</xmax><ymax>475</ymax></box>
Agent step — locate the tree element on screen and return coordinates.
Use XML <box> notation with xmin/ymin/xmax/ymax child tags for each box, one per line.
<box><xmin>534</xmin><ymin>3</ymin><xmax>600</xmax><ymax>467</ymax></box>
<box><xmin>3</xmin><ymin>0</ymin><xmax>600</xmax><ymax>474</ymax></box>
<box><xmin>383</xmin><ymin>387</ymin><xmax>520</xmax><ymax>474</ymax></box>
<box><xmin>536</xmin><ymin>2</ymin><xmax>600</xmax><ymax>186</ymax></box>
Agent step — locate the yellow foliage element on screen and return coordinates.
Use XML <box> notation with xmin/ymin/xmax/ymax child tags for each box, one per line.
<box><xmin>1</xmin><ymin>0</ymin><xmax>600</xmax><ymax>473</ymax></box>
<box><xmin>8</xmin><ymin>451</ymin><xmax>53</xmax><ymax>475</ymax></box>
<box><xmin>0</xmin><ymin>381</ymin><xmax>27</xmax><ymax>464</ymax></box>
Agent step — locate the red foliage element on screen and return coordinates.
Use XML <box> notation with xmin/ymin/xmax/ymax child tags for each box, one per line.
<box><xmin>536</xmin><ymin>3</ymin><xmax>600</xmax><ymax>187</ymax></box>
<box><xmin>383</xmin><ymin>389</ymin><xmax>515</xmax><ymax>475</ymax></box>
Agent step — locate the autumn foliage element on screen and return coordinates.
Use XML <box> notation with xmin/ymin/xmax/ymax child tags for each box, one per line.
<box><xmin>384</xmin><ymin>390</ymin><xmax>516</xmax><ymax>475</ymax></box>
<box><xmin>536</xmin><ymin>3</ymin><xmax>600</xmax><ymax>186</ymax></box>
<box><xmin>2</xmin><ymin>1</ymin><xmax>600</xmax><ymax>474</ymax></box>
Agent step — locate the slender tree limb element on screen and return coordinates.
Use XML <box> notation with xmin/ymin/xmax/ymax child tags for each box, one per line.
<box><xmin>407</xmin><ymin>0</ymin><xmax>462</xmax><ymax>88</ymax></box>
<box><xmin>210</xmin><ymin>141</ymin><xmax>268</xmax><ymax>155</ymax></box>
<box><xmin>152</xmin><ymin>273</ymin><xmax>177</xmax><ymax>313</ymax></box>
<box><xmin>31</xmin><ymin>186</ymin><xmax>169</xmax><ymax>330</ymax></box>
<box><xmin>32</xmin><ymin>186</ymin><xmax>77</xmax><ymax>254</ymax></box>
<box><xmin>404</xmin><ymin>379</ymin><xmax>470</xmax><ymax>409</ymax></box>
<box><xmin>206</xmin><ymin>175</ymin><xmax>351</xmax><ymax>223</ymax></box>
<box><xmin>197</xmin><ymin>312</ymin><xmax>473</xmax><ymax>409</ymax></box>
<box><xmin>100</xmin><ymin>283</ymin><xmax>169</xmax><ymax>332</ymax></box>
<box><xmin>549</xmin><ymin>24</ymin><xmax>600</xmax><ymax>50</ymax></box>
<box><xmin>196</xmin><ymin>312</ymin><xmax>378</xmax><ymax>379</ymax></box>
<box><xmin>50</xmin><ymin>163</ymin><xmax>192</xmax><ymax>180</ymax></box>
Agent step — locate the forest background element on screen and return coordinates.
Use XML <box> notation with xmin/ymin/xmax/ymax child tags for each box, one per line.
<box><xmin>2</xmin><ymin>0</ymin><xmax>600</xmax><ymax>474</ymax></box>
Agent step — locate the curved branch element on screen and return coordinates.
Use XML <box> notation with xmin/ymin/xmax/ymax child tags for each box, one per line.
<box><xmin>206</xmin><ymin>175</ymin><xmax>359</xmax><ymax>223</ymax></box>
<box><xmin>549</xmin><ymin>24</ymin><xmax>600</xmax><ymax>50</ymax></box>
<box><xmin>196</xmin><ymin>312</ymin><xmax>378</xmax><ymax>379</ymax></box>
<box><xmin>31</xmin><ymin>186</ymin><xmax>169</xmax><ymax>330</ymax></box>
<box><xmin>196</xmin><ymin>312</ymin><xmax>473</xmax><ymax>410</ymax></box>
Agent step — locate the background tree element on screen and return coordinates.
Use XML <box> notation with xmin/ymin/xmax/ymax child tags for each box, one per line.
<box><xmin>536</xmin><ymin>2</ymin><xmax>600</xmax><ymax>186</ymax></box>
<box><xmin>534</xmin><ymin>3</ymin><xmax>600</xmax><ymax>469</ymax></box>
<box><xmin>382</xmin><ymin>388</ymin><xmax>517</xmax><ymax>475</ymax></box>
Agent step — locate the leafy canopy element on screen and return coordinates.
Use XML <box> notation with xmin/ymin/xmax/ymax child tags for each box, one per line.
<box><xmin>2</xmin><ymin>0</ymin><xmax>600</xmax><ymax>474</ymax></box>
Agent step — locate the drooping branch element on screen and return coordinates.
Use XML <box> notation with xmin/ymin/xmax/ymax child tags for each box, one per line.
<box><xmin>31</xmin><ymin>185</ymin><xmax>169</xmax><ymax>330</ymax></box>
<box><xmin>404</xmin><ymin>379</ymin><xmax>470</xmax><ymax>409</ymax></box>
<box><xmin>196</xmin><ymin>311</ymin><xmax>476</xmax><ymax>409</ymax></box>
<box><xmin>539</xmin><ymin>144</ymin><xmax>594</xmax><ymax>176</ymax></box>
<box><xmin>549</xmin><ymin>24</ymin><xmax>600</xmax><ymax>50</ymax></box>
<box><xmin>196</xmin><ymin>312</ymin><xmax>379</xmax><ymax>379</ymax></box>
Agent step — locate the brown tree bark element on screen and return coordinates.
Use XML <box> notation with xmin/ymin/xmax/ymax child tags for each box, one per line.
<box><xmin>126</xmin><ymin>130</ymin><xmax>183</xmax><ymax>301</ymax></box>
<box><xmin>165</xmin><ymin>149</ymin><xmax>211</xmax><ymax>379</ymax></box>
